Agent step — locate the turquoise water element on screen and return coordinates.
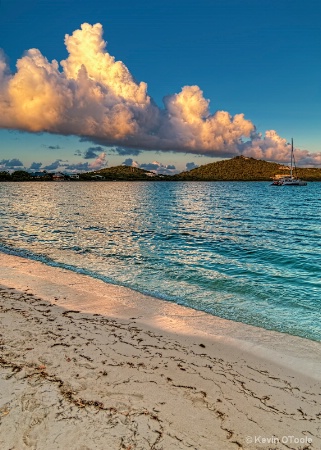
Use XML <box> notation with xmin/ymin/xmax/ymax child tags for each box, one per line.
<box><xmin>0</xmin><ymin>181</ymin><xmax>320</xmax><ymax>341</ymax></box>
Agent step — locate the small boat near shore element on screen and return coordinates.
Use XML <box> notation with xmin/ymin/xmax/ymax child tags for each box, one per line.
<box><xmin>271</xmin><ymin>139</ymin><xmax>307</xmax><ymax>186</ymax></box>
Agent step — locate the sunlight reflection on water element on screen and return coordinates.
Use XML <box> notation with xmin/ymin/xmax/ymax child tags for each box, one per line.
<box><xmin>1</xmin><ymin>180</ymin><xmax>320</xmax><ymax>341</ymax></box>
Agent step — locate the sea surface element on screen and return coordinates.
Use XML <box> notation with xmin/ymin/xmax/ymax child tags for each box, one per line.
<box><xmin>0</xmin><ymin>181</ymin><xmax>320</xmax><ymax>341</ymax></box>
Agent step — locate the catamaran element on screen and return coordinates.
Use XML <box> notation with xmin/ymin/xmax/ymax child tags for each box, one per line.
<box><xmin>271</xmin><ymin>139</ymin><xmax>307</xmax><ymax>186</ymax></box>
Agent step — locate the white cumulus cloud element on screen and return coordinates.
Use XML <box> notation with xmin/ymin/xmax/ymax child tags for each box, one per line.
<box><xmin>0</xmin><ymin>23</ymin><xmax>320</xmax><ymax>165</ymax></box>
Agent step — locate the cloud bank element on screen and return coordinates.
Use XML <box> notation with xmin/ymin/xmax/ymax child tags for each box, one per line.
<box><xmin>42</xmin><ymin>152</ymin><xmax>107</xmax><ymax>172</ymax></box>
<box><xmin>25</xmin><ymin>151</ymin><xmax>107</xmax><ymax>173</ymax></box>
<box><xmin>0</xmin><ymin>158</ymin><xmax>24</xmax><ymax>169</ymax></box>
<box><xmin>0</xmin><ymin>23</ymin><xmax>320</xmax><ymax>165</ymax></box>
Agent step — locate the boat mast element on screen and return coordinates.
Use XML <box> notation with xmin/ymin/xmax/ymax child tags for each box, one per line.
<box><xmin>290</xmin><ymin>138</ymin><xmax>293</xmax><ymax>178</ymax></box>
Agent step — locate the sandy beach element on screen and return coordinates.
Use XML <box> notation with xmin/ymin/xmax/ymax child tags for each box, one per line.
<box><xmin>0</xmin><ymin>253</ymin><xmax>320</xmax><ymax>449</ymax></box>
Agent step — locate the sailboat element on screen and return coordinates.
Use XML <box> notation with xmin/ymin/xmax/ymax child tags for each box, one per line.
<box><xmin>271</xmin><ymin>139</ymin><xmax>307</xmax><ymax>186</ymax></box>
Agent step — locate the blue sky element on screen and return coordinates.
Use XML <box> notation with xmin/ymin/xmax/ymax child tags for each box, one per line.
<box><xmin>0</xmin><ymin>0</ymin><xmax>320</xmax><ymax>173</ymax></box>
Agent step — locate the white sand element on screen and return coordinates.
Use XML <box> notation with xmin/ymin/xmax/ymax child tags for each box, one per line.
<box><xmin>0</xmin><ymin>253</ymin><xmax>320</xmax><ymax>449</ymax></box>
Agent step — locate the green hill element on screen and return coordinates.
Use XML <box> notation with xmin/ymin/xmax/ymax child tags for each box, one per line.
<box><xmin>174</xmin><ymin>156</ymin><xmax>321</xmax><ymax>181</ymax></box>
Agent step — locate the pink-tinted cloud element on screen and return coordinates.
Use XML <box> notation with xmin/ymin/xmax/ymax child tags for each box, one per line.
<box><xmin>122</xmin><ymin>158</ymin><xmax>178</xmax><ymax>175</ymax></box>
<box><xmin>88</xmin><ymin>152</ymin><xmax>107</xmax><ymax>169</ymax></box>
<box><xmin>240</xmin><ymin>130</ymin><xmax>321</xmax><ymax>166</ymax></box>
<box><xmin>0</xmin><ymin>23</ymin><xmax>320</xmax><ymax>165</ymax></box>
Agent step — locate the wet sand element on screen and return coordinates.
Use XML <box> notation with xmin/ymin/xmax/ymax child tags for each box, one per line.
<box><xmin>0</xmin><ymin>253</ymin><xmax>320</xmax><ymax>449</ymax></box>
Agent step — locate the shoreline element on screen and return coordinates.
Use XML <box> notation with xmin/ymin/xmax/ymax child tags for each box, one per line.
<box><xmin>1</xmin><ymin>252</ymin><xmax>321</xmax><ymax>380</ymax></box>
<box><xmin>1</xmin><ymin>253</ymin><xmax>321</xmax><ymax>449</ymax></box>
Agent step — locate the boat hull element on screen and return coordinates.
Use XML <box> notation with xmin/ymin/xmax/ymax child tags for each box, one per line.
<box><xmin>271</xmin><ymin>179</ymin><xmax>307</xmax><ymax>186</ymax></box>
<box><xmin>281</xmin><ymin>180</ymin><xmax>307</xmax><ymax>186</ymax></box>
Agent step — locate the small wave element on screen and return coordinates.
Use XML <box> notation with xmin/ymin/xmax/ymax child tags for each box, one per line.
<box><xmin>1</xmin><ymin>182</ymin><xmax>320</xmax><ymax>342</ymax></box>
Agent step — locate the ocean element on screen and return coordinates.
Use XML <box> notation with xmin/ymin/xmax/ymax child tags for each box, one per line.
<box><xmin>0</xmin><ymin>181</ymin><xmax>320</xmax><ymax>341</ymax></box>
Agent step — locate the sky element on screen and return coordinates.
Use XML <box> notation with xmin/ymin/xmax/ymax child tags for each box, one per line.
<box><xmin>0</xmin><ymin>0</ymin><xmax>320</xmax><ymax>174</ymax></box>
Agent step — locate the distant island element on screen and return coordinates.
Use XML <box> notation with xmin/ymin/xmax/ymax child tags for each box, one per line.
<box><xmin>2</xmin><ymin>156</ymin><xmax>321</xmax><ymax>182</ymax></box>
